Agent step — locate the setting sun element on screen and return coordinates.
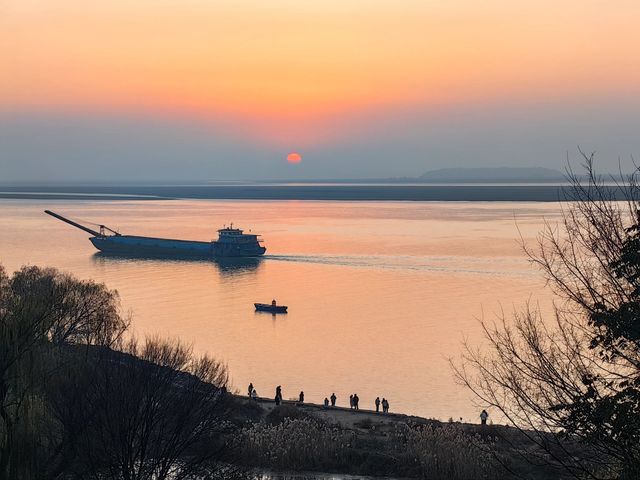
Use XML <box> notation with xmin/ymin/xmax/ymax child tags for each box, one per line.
<box><xmin>287</xmin><ymin>152</ymin><xmax>302</xmax><ymax>164</ymax></box>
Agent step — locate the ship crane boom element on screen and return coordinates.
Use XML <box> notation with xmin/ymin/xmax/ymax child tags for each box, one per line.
<box><xmin>44</xmin><ymin>210</ymin><xmax>120</xmax><ymax>237</ymax></box>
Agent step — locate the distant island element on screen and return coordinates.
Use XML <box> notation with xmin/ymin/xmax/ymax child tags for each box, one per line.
<box><xmin>257</xmin><ymin>166</ymin><xmax>568</xmax><ymax>184</ymax></box>
<box><xmin>419</xmin><ymin>166</ymin><xmax>565</xmax><ymax>183</ymax></box>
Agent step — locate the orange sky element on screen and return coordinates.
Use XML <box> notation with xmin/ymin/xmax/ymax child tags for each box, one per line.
<box><xmin>2</xmin><ymin>0</ymin><xmax>640</xmax><ymax>147</ymax></box>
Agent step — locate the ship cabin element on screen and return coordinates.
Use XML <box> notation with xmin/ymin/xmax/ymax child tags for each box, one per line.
<box><xmin>216</xmin><ymin>225</ymin><xmax>262</xmax><ymax>245</ymax></box>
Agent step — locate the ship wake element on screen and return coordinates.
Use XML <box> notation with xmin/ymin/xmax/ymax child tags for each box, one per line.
<box><xmin>265</xmin><ymin>254</ymin><xmax>532</xmax><ymax>277</ymax></box>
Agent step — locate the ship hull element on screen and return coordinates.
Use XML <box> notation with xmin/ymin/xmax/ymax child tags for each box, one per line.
<box><xmin>90</xmin><ymin>235</ymin><xmax>266</xmax><ymax>258</ymax></box>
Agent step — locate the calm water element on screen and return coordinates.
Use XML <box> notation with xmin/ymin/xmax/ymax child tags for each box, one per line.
<box><xmin>0</xmin><ymin>199</ymin><xmax>560</xmax><ymax>420</ymax></box>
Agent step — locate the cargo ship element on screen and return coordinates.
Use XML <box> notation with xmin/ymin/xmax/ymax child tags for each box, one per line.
<box><xmin>44</xmin><ymin>210</ymin><xmax>266</xmax><ymax>258</ymax></box>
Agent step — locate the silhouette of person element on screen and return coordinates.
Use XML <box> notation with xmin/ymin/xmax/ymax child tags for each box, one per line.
<box><xmin>353</xmin><ymin>393</ymin><xmax>359</xmax><ymax>410</ymax></box>
<box><xmin>251</xmin><ymin>389</ymin><xmax>258</xmax><ymax>401</ymax></box>
<box><xmin>385</xmin><ymin>399</ymin><xmax>390</xmax><ymax>413</ymax></box>
<box><xmin>299</xmin><ymin>391</ymin><xmax>304</xmax><ymax>403</ymax></box>
<box><xmin>480</xmin><ymin>409</ymin><xmax>489</xmax><ymax>425</ymax></box>
<box><xmin>349</xmin><ymin>394</ymin><xmax>354</xmax><ymax>409</ymax></box>
<box><xmin>375</xmin><ymin>396</ymin><xmax>380</xmax><ymax>413</ymax></box>
<box><xmin>275</xmin><ymin>385</ymin><xmax>282</xmax><ymax>405</ymax></box>
<box><xmin>248</xmin><ymin>382</ymin><xmax>254</xmax><ymax>397</ymax></box>
<box><xmin>272</xmin><ymin>299</ymin><xmax>276</xmax><ymax>306</ymax></box>
<box><xmin>330</xmin><ymin>392</ymin><xmax>337</xmax><ymax>407</ymax></box>
<box><xmin>324</xmin><ymin>397</ymin><xmax>329</xmax><ymax>408</ymax></box>
<box><xmin>381</xmin><ymin>398</ymin><xmax>387</xmax><ymax>413</ymax></box>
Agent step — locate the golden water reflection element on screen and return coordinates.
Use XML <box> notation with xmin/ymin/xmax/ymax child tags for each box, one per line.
<box><xmin>0</xmin><ymin>199</ymin><xmax>561</xmax><ymax>421</ymax></box>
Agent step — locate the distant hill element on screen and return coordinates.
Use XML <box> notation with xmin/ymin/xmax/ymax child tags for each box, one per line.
<box><xmin>419</xmin><ymin>167</ymin><xmax>565</xmax><ymax>183</ymax></box>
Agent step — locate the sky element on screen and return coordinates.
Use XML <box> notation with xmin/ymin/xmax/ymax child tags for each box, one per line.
<box><xmin>1</xmin><ymin>0</ymin><xmax>639</xmax><ymax>181</ymax></box>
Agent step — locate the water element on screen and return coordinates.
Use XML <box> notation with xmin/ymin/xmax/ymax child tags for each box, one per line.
<box><xmin>0</xmin><ymin>199</ymin><xmax>560</xmax><ymax>421</ymax></box>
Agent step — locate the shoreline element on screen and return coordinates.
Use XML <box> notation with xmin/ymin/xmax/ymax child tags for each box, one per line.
<box><xmin>0</xmin><ymin>192</ymin><xmax>171</xmax><ymax>201</ymax></box>
<box><xmin>0</xmin><ymin>184</ymin><xmax>578</xmax><ymax>202</ymax></box>
<box><xmin>230</xmin><ymin>394</ymin><xmax>548</xmax><ymax>479</ymax></box>
<box><xmin>236</xmin><ymin>395</ymin><xmax>483</xmax><ymax>431</ymax></box>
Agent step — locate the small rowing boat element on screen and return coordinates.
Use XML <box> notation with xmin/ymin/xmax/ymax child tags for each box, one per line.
<box><xmin>254</xmin><ymin>301</ymin><xmax>288</xmax><ymax>314</ymax></box>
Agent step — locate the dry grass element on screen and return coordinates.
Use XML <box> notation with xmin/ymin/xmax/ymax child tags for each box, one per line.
<box><xmin>389</xmin><ymin>423</ymin><xmax>501</xmax><ymax>479</ymax></box>
<box><xmin>238</xmin><ymin>417</ymin><xmax>354</xmax><ymax>471</ymax></box>
<box><xmin>236</xmin><ymin>413</ymin><xmax>502</xmax><ymax>479</ymax></box>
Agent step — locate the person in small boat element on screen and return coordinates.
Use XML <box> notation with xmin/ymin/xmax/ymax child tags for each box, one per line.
<box><xmin>298</xmin><ymin>391</ymin><xmax>304</xmax><ymax>404</ymax></box>
<box><xmin>248</xmin><ymin>382</ymin><xmax>254</xmax><ymax>397</ymax></box>
<box><xmin>330</xmin><ymin>392</ymin><xmax>337</xmax><ymax>407</ymax></box>
<box><xmin>375</xmin><ymin>396</ymin><xmax>381</xmax><ymax>413</ymax></box>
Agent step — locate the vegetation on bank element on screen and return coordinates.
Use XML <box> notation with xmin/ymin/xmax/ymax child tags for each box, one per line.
<box><xmin>237</xmin><ymin>412</ymin><xmax>500</xmax><ymax>479</ymax></box>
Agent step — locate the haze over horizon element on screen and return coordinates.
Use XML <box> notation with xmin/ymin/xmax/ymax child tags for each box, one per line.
<box><xmin>1</xmin><ymin>0</ymin><xmax>639</xmax><ymax>182</ymax></box>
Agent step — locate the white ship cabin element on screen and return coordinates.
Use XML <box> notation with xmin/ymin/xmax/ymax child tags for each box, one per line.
<box><xmin>217</xmin><ymin>224</ymin><xmax>262</xmax><ymax>244</ymax></box>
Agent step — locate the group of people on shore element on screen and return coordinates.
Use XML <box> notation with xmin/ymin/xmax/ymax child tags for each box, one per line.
<box><xmin>374</xmin><ymin>396</ymin><xmax>390</xmax><ymax>413</ymax></box>
<box><xmin>248</xmin><ymin>383</ymin><xmax>391</xmax><ymax>414</ymax></box>
<box><xmin>249</xmin><ymin>383</ymin><xmax>489</xmax><ymax>426</ymax></box>
<box><xmin>248</xmin><ymin>383</ymin><xmax>489</xmax><ymax>424</ymax></box>
<box><xmin>327</xmin><ymin>392</ymin><xmax>337</xmax><ymax>407</ymax></box>
<box><xmin>248</xmin><ymin>383</ymin><xmax>258</xmax><ymax>400</ymax></box>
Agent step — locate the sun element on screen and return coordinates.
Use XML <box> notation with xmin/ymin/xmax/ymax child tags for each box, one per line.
<box><xmin>287</xmin><ymin>152</ymin><xmax>302</xmax><ymax>164</ymax></box>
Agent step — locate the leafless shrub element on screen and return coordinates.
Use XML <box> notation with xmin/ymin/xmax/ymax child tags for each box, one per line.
<box><xmin>237</xmin><ymin>417</ymin><xmax>355</xmax><ymax>471</ymax></box>
<box><xmin>45</xmin><ymin>336</ymin><xmax>231</xmax><ymax>480</ymax></box>
<box><xmin>390</xmin><ymin>423</ymin><xmax>501</xmax><ymax>480</ymax></box>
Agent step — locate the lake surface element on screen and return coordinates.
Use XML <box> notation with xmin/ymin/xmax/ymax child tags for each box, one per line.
<box><xmin>0</xmin><ymin>199</ymin><xmax>560</xmax><ymax>421</ymax></box>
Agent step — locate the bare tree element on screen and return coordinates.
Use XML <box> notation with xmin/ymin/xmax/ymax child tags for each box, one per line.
<box><xmin>455</xmin><ymin>153</ymin><xmax>640</xmax><ymax>479</ymax></box>
<box><xmin>45</xmin><ymin>336</ymin><xmax>232</xmax><ymax>480</ymax></box>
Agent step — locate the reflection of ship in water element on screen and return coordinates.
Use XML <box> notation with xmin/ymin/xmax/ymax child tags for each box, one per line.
<box><xmin>92</xmin><ymin>251</ymin><xmax>263</xmax><ymax>275</ymax></box>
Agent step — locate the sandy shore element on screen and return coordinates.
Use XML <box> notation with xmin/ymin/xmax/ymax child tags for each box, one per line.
<box><xmin>239</xmin><ymin>396</ymin><xmax>475</xmax><ymax>431</ymax></box>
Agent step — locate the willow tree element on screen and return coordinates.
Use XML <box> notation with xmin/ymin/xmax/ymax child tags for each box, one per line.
<box><xmin>0</xmin><ymin>265</ymin><xmax>128</xmax><ymax>480</ymax></box>
<box><xmin>456</xmin><ymin>153</ymin><xmax>640</xmax><ymax>479</ymax></box>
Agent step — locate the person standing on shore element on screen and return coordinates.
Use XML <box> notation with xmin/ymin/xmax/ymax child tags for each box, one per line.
<box><xmin>480</xmin><ymin>409</ymin><xmax>488</xmax><ymax>425</ymax></box>
<box><xmin>298</xmin><ymin>391</ymin><xmax>304</xmax><ymax>404</ymax></box>
<box><xmin>353</xmin><ymin>393</ymin><xmax>359</xmax><ymax>410</ymax></box>
<box><xmin>330</xmin><ymin>393</ymin><xmax>337</xmax><ymax>407</ymax></box>
<box><xmin>275</xmin><ymin>385</ymin><xmax>282</xmax><ymax>405</ymax></box>
<box><xmin>349</xmin><ymin>394</ymin><xmax>354</xmax><ymax>409</ymax></box>
<box><xmin>324</xmin><ymin>397</ymin><xmax>329</xmax><ymax>408</ymax></box>
<box><xmin>375</xmin><ymin>397</ymin><xmax>380</xmax><ymax>413</ymax></box>
<box><xmin>381</xmin><ymin>398</ymin><xmax>388</xmax><ymax>413</ymax></box>
<box><xmin>251</xmin><ymin>388</ymin><xmax>258</xmax><ymax>401</ymax></box>
<box><xmin>248</xmin><ymin>383</ymin><xmax>254</xmax><ymax>398</ymax></box>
